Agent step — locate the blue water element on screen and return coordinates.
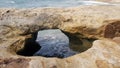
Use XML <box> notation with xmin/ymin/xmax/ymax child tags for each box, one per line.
<box><xmin>0</xmin><ymin>0</ymin><xmax>114</xmax><ymax>8</ymax></box>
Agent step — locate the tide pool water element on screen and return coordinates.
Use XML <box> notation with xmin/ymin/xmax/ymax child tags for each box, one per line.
<box><xmin>0</xmin><ymin>0</ymin><xmax>116</xmax><ymax>8</ymax></box>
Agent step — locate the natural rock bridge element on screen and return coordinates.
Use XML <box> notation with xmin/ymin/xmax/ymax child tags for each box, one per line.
<box><xmin>0</xmin><ymin>5</ymin><xmax>120</xmax><ymax>68</ymax></box>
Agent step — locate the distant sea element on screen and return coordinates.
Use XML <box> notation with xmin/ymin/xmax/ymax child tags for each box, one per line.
<box><xmin>0</xmin><ymin>0</ymin><xmax>114</xmax><ymax>8</ymax></box>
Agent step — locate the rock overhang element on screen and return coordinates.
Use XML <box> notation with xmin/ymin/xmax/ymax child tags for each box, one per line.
<box><xmin>0</xmin><ymin>5</ymin><xmax>120</xmax><ymax>68</ymax></box>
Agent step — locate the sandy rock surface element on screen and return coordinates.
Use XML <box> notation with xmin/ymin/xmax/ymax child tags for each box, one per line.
<box><xmin>0</xmin><ymin>5</ymin><xmax>120</xmax><ymax>68</ymax></box>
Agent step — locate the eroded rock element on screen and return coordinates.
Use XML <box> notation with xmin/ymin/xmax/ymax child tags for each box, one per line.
<box><xmin>28</xmin><ymin>39</ymin><xmax>120</xmax><ymax>68</ymax></box>
<box><xmin>104</xmin><ymin>21</ymin><xmax>120</xmax><ymax>38</ymax></box>
<box><xmin>113</xmin><ymin>37</ymin><xmax>120</xmax><ymax>44</ymax></box>
<box><xmin>0</xmin><ymin>6</ymin><xmax>120</xmax><ymax>68</ymax></box>
<box><xmin>0</xmin><ymin>58</ymin><xmax>30</xmax><ymax>68</ymax></box>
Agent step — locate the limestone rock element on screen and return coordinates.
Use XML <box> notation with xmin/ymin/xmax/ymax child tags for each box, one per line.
<box><xmin>0</xmin><ymin>6</ymin><xmax>120</xmax><ymax>39</ymax></box>
<box><xmin>0</xmin><ymin>6</ymin><xmax>120</xmax><ymax>68</ymax></box>
<box><xmin>29</xmin><ymin>39</ymin><xmax>120</xmax><ymax>68</ymax></box>
<box><xmin>34</xmin><ymin>29</ymin><xmax>77</xmax><ymax>58</ymax></box>
<box><xmin>0</xmin><ymin>58</ymin><xmax>30</xmax><ymax>68</ymax></box>
<box><xmin>113</xmin><ymin>37</ymin><xmax>120</xmax><ymax>44</ymax></box>
<box><xmin>104</xmin><ymin>21</ymin><xmax>120</xmax><ymax>38</ymax></box>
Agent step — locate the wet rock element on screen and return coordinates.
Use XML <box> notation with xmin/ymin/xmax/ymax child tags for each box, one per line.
<box><xmin>34</xmin><ymin>29</ymin><xmax>77</xmax><ymax>58</ymax></box>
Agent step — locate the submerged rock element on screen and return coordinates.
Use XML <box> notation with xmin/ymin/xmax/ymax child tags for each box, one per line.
<box><xmin>34</xmin><ymin>29</ymin><xmax>77</xmax><ymax>58</ymax></box>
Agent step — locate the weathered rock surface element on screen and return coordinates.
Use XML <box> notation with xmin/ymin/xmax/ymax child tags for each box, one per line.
<box><xmin>0</xmin><ymin>6</ymin><xmax>120</xmax><ymax>39</ymax></box>
<box><xmin>0</xmin><ymin>5</ymin><xmax>120</xmax><ymax>68</ymax></box>
<box><xmin>34</xmin><ymin>29</ymin><xmax>77</xmax><ymax>58</ymax></box>
<box><xmin>0</xmin><ymin>58</ymin><xmax>30</xmax><ymax>68</ymax></box>
<box><xmin>29</xmin><ymin>40</ymin><xmax>120</xmax><ymax>68</ymax></box>
<box><xmin>113</xmin><ymin>37</ymin><xmax>120</xmax><ymax>44</ymax></box>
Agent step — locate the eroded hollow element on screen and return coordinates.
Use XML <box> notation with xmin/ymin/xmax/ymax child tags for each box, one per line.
<box><xmin>63</xmin><ymin>32</ymin><xmax>95</xmax><ymax>53</ymax></box>
<box><xmin>16</xmin><ymin>30</ymin><xmax>95</xmax><ymax>58</ymax></box>
<box><xmin>104</xmin><ymin>21</ymin><xmax>120</xmax><ymax>38</ymax></box>
<box><xmin>17</xmin><ymin>32</ymin><xmax>41</xmax><ymax>56</ymax></box>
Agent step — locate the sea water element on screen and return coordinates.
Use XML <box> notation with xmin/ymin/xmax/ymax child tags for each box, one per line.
<box><xmin>0</xmin><ymin>0</ymin><xmax>116</xmax><ymax>8</ymax></box>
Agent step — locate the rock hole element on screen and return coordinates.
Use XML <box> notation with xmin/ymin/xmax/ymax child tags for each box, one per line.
<box><xmin>17</xmin><ymin>32</ymin><xmax>41</xmax><ymax>56</ymax></box>
<box><xmin>63</xmin><ymin>32</ymin><xmax>95</xmax><ymax>53</ymax></box>
<box><xmin>17</xmin><ymin>30</ymin><xmax>95</xmax><ymax>58</ymax></box>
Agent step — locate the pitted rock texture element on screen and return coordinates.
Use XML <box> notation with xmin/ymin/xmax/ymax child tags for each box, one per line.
<box><xmin>28</xmin><ymin>39</ymin><xmax>120</xmax><ymax>68</ymax></box>
<box><xmin>0</xmin><ymin>6</ymin><xmax>120</xmax><ymax>39</ymax></box>
<box><xmin>0</xmin><ymin>58</ymin><xmax>30</xmax><ymax>68</ymax></box>
<box><xmin>104</xmin><ymin>21</ymin><xmax>120</xmax><ymax>38</ymax></box>
<box><xmin>0</xmin><ymin>6</ymin><xmax>120</xmax><ymax>68</ymax></box>
<box><xmin>34</xmin><ymin>29</ymin><xmax>77</xmax><ymax>58</ymax></box>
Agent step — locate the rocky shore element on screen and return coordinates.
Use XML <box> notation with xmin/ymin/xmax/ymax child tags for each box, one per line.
<box><xmin>0</xmin><ymin>5</ymin><xmax>120</xmax><ymax>68</ymax></box>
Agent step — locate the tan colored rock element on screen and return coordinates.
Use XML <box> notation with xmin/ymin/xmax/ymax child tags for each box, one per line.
<box><xmin>0</xmin><ymin>6</ymin><xmax>120</xmax><ymax>68</ymax></box>
<box><xmin>0</xmin><ymin>6</ymin><xmax>120</xmax><ymax>39</ymax></box>
<box><xmin>5</xmin><ymin>39</ymin><xmax>119</xmax><ymax>68</ymax></box>
<box><xmin>113</xmin><ymin>37</ymin><xmax>120</xmax><ymax>44</ymax></box>
<box><xmin>0</xmin><ymin>58</ymin><xmax>30</xmax><ymax>68</ymax></box>
<box><xmin>1</xmin><ymin>39</ymin><xmax>120</xmax><ymax>68</ymax></box>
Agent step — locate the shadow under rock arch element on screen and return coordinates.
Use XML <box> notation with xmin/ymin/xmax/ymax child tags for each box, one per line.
<box><xmin>17</xmin><ymin>32</ymin><xmax>41</xmax><ymax>56</ymax></box>
<box><xmin>17</xmin><ymin>30</ymin><xmax>96</xmax><ymax>58</ymax></box>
